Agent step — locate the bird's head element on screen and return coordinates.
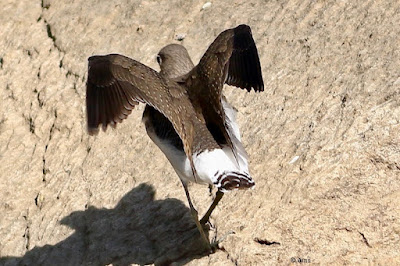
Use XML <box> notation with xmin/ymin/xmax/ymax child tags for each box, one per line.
<box><xmin>157</xmin><ymin>44</ymin><xmax>194</xmax><ymax>79</ymax></box>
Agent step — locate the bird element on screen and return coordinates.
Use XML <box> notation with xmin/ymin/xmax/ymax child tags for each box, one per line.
<box><xmin>86</xmin><ymin>24</ymin><xmax>264</xmax><ymax>250</ymax></box>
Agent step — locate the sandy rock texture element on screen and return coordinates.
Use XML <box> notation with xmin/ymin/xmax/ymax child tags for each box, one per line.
<box><xmin>1</xmin><ymin>0</ymin><xmax>399</xmax><ymax>265</ymax></box>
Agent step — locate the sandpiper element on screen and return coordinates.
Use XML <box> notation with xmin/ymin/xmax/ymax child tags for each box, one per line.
<box><xmin>86</xmin><ymin>24</ymin><xmax>264</xmax><ymax>249</ymax></box>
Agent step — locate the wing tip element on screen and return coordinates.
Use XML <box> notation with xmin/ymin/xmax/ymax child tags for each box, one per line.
<box><xmin>87</xmin><ymin>121</ymin><xmax>119</xmax><ymax>136</ymax></box>
<box><xmin>88</xmin><ymin>55</ymin><xmax>103</xmax><ymax>63</ymax></box>
<box><xmin>230</xmin><ymin>24</ymin><xmax>264</xmax><ymax>93</ymax></box>
<box><xmin>234</xmin><ymin>24</ymin><xmax>251</xmax><ymax>34</ymax></box>
<box><xmin>87</xmin><ymin>126</ymin><xmax>99</xmax><ymax>136</ymax></box>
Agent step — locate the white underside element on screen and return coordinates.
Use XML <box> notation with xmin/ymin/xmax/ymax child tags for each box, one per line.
<box><xmin>143</xmin><ymin>98</ymin><xmax>250</xmax><ymax>186</ymax></box>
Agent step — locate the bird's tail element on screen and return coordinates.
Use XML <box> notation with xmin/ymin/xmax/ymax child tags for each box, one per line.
<box><xmin>213</xmin><ymin>170</ymin><xmax>255</xmax><ymax>192</ymax></box>
<box><xmin>193</xmin><ymin>149</ymin><xmax>255</xmax><ymax>192</ymax></box>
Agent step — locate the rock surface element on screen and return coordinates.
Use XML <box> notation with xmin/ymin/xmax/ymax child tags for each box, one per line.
<box><xmin>1</xmin><ymin>0</ymin><xmax>399</xmax><ymax>265</ymax></box>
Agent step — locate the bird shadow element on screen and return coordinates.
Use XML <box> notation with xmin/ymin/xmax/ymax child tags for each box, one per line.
<box><xmin>1</xmin><ymin>183</ymin><xmax>212</xmax><ymax>266</ymax></box>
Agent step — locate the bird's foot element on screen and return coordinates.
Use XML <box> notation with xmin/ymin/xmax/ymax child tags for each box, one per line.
<box><xmin>210</xmin><ymin>230</ymin><xmax>235</xmax><ymax>251</ymax></box>
<box><xmin>200</xmin><ymin>216</ymin><xmax>210</xmax><ymax>226</ymax></box>
<box><xmin>200</xmin><ymin>217</ymin><xmax>213</xmax><ymax>229</ymax></box>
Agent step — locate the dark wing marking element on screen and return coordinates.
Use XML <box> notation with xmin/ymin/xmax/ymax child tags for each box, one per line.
<box><xmin>195</xmin><ymin>24</ymin><xmax>264</xmax><ymax>94</ymax></box>
<box><xmin>225</xmin><ymin>24</ymin><xmax>264</xmax><ymax>92</ymax></box>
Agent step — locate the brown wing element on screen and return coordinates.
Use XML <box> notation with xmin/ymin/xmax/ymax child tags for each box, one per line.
<box><xmin>86</xmin><ymin>54</ymin><xmax>220</xmax><ymax>179</ymax></box>
<box><xmin>87</xmin><ymin>54</ymin><xmax>189</xmax><ymax>134</ymax></box>
<box><xmin>184</xmin><ymin>24</ymin><xmax>263</xmax><ymax>164</ymax></box>
<box><xmin>195</xmin><ymin>24</ymin><xmax>264</xmax><ymax>94</ymax></box>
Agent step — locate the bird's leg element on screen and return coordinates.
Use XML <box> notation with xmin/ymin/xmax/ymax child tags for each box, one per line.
<box><xmin>201</xmin><ymin>190</ymin><xmax>234</xmax><ymax>248</ymax></box>
<box><xmin>181</xmin><ymin>180</ymin><xmax>211</xmax><ymax>250</ymax></box>
<box><xmin>200</xmin><ymin>190</ymin><xmax>224</xmax><ymax>225</ymax></box>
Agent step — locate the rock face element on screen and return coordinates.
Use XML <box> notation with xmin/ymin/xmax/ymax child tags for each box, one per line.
<box><xmin>1</xmin><ymin>0</ymin><xmax>399</xmax><ymax>265</ymax></box>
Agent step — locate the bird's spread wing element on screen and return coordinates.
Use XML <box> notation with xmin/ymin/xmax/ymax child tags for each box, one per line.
<box><xmin>86</xmin><ymin>54</ymin><xmax>220</xmax><ymax>178</ymax></box>
<box><xmin>193</xmin><ymin>24</ymin><xmax>264</xmax><ymax>94</ymax></box>
<box><xmin>184</xmin><ymin>24</ymin><xmax>263</xmax><ymax>166</ymax></box>
<box><xmin>87</xmin><ymin>54</ymin><xmax>190</xmax><ymax>134</ymax></box>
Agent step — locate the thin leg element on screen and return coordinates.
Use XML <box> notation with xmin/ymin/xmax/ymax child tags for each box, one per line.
<box><xmin>200</xmin><ymin>190</ymin><xmax>224</xmax><ymax>225</ymax></box>
<box><xmin>181</xmin><ymin>180</ymin><xmax>211</xmax><ymax>249</ymax></box>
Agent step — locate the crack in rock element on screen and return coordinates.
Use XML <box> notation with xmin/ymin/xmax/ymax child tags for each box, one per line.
<box><xmin>254</xmin><ymin>237</ymin><xmax>281</xmax><ymax>246</ymax></box>
<box><xmin>359</xmin><ymin>231</ymin><xmax>372</xmax><ymax>248</ymax></box>
<box><xmin>220</xmin><ymin>247</ymin><xmax>238</xmax><ymax>266</ymax></box>
<box><xmin>38</xmin><ymin>1</ymin><xmax>83</xmax><ymax>99</ymax></box>
<box><xmin>39</xmin><ymin>1</ymin><xmax>79</xmax><ymax>80</ymax></box>
<box><xmin>22</xmin><ymin>211</ymin><xmax>31</xmax><ymax>251</ymax></box>
<box><xmin>42</xmin><ymin>111</ymin><xmax>57</xmax><ymax>182</ymax></box>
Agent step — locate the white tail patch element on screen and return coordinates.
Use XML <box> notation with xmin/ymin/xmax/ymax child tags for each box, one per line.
<box><xmin>193</xmin><ymin>149</ymin><xmax>254</xmax><ymax>191</ymax></box>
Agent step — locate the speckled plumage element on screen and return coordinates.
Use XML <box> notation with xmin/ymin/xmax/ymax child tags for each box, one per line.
<box><xmin>86</xmin><ymin>24</ymin><xmax>264</xmax><ymax>248</ymax></box>
<box><xmin>86</xmin><ymin>24</ymin><xmax>263</xmax><ymax>186</ymax></box>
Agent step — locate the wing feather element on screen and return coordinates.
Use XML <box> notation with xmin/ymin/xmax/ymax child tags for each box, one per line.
<box><xmin>196</xmin><ymin>24</ymin><xmax>264</xmax><ymax>93</ymax></box>
<box><xmin>86</xmin><ymin>53</ymin><xmax>221</xmax><ymax>180</ymax></box>
<box><xmin>184</xmin><ymin>24</ymin><xmax>264</xmax><ymax>167</ymax></box>
<box><xmin>87</xmin><ymin>54</ymin><xmax>172</xmax><ymax>134</ymax></box>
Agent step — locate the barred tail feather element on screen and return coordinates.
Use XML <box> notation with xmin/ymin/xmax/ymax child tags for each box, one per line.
<box><xmin>214</xmin><ymin>171</ymin><xmax>255</xmax><ymax>192</ymax></box>
<box><xmin>193</xmin><ymin>149</ymin><xmax>254</xmax><ymax>192</ymax></box>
